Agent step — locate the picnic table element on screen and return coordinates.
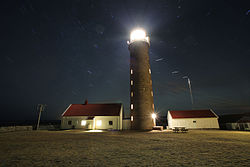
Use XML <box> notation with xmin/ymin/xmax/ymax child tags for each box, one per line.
<box><xmin>173</xmin><ymin>127</ymin><xmax>188</xmax><ymax>133</ymax></box>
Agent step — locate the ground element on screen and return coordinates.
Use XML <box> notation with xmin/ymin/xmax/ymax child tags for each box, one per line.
<box><xmin>0</xmin><ymin>130</ymin><xmax>250</xmax><ymax>167</ymax></box>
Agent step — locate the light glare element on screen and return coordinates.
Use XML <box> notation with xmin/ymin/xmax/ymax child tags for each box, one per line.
<box><xmin>81</xmin><ymin>120</ymin><xmax>86</xmax><ymax>126</ymax></box>
<box><xmin>130</xmin><ymin>29</ymin><xmax>146</xmax><ymax>41</ymax></box>
<box><xmin>96</xmin><ymin>120</ymin><xmax>102</xmax><ymax>126</ymax></box>
<box><xmin>152</xmin><ymin>113</ymin><xmax>156</xmax><ymax>119</ymax></box>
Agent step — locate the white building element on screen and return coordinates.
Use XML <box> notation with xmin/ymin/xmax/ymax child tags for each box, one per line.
<box><xmin>220</xmin><ymin>113</ymin><xmax>250</xmax><ymax>131</ymax></box>
<box><xmin>61</xmin><ymin>101</ymin><xmax>123</xmax><ymax>130</ymax></box>
<box><xmin>167</xmin><ymin>109</ymin><xmax>219</xmax><ymax>129</ymax></box>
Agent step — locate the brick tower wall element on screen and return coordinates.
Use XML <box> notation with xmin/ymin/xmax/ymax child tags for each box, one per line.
<box><xmin>129</xmin><ymin>41</ymin><xmax>154</xmax><ymax>130</ymax></box>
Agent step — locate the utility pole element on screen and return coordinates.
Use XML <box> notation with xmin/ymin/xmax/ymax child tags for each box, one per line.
<box><xmin>36</xmin><ymin>104</ymin><xmax>46</xmax><ymax>130</ymax></box>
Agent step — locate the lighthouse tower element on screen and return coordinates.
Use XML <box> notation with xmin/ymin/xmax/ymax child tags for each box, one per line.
<box><xmin>128</xmin><ymin>29</ymin><xmax>156</xmax><ymax>130</ymax></box>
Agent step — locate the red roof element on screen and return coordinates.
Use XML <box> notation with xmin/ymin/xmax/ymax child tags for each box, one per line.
<box><xmin>169</xmin><ymin>110</ymin><xmax>217</xmax><ymax>119</ymax></box>
<box><xmin>62</xmin><ymin>103</ymin><xmax>122</xmax><ymax>117</ymax></box>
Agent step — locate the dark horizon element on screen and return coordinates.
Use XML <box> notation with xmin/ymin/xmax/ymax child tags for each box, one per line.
<box><xmin>1</xmin><ymin>0</ymin><xmax>250</xmax><ymax>121</ymax></box>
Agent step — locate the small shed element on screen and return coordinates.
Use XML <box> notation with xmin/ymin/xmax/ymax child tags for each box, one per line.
<box><xmin>219</xmin><ymin>113</ymin><xmax>250</xmax><ymax>131</ymax></box>
<box><xmin>61</xmin><ymin>102</ymin><xmax>123</xmax><ymax>130</ymax></box>
<box><xmin>167</xmin><ymin>109</ymin><xmax>219</xmax><ymax>129</ymax></box>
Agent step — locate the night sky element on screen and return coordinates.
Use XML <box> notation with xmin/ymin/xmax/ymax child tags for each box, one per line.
<box><xmin>1</xmin><ymin>0</ymin><xmax>250</xmax><ymax>121</ymax></box>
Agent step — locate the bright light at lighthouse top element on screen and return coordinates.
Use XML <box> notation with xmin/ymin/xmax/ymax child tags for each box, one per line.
<box><xmin>128</xmin><ymin>29</ymin><xmax>150</xmax><ymax>45</ymax></box>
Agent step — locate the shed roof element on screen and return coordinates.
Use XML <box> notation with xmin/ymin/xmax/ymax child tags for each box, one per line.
<box><xmin>169</xmin><ymin>110</ymin><xmax>218</xmax><ymax>119</ymax></box>
<box><xmin>62</xmin><ymin>103</ymin><xmax>122</xmax><ymax>117</ymax></box>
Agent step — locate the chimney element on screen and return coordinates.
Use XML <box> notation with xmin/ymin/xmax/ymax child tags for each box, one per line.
<box><xmin>84</xmin><ymin>99</ymin><xmax>88</xmax><ymax>105</ymax></box>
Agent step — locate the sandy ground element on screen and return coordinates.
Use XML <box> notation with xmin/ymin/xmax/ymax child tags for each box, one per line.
<box><xmin>0</xmin><ymin>130</ymin><xmax>250</xmax><ymax>167</ymax></box>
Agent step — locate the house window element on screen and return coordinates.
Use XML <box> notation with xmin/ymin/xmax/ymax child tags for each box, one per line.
<box><xmin>96</xmin><ymin>120</ymin><xmax>102</xmax><ymax>126</ymax></box>
<box><xmin>130</xmin><ymin>69</ymin><xmax>133</xmax><ymax>74</ymax></box>
<box><xmin>131</xmin><ymin>104</ymin><xmax>134</xmax><ymax>110</ymax></box>
<box><xmin>193</xmin><ymin>120</ymin><xmax>196</xmax><ymax>123</ymax></box>
<box><xmin>81</xmin><ymin>120</ymin><xmax>86</xmax><ymax>126</ymax></box>
<box><xmin>68</xmin><ymin>121</ymin><xmax>72</xmax><ymax>125</ymax></box>
<box><xmin>131</xmin><ymin>80</ymin><xmax>133</xmax><ymax>85</ymax></box>
<box><xmin>109</xmin><ymin>121</ymin><xmax>113</xmax><ymax>125</ymax></box>
<box><xmin>131</xmin><ymin>91</ymin><xmax>133</xmax><ymax>97</ymax></box>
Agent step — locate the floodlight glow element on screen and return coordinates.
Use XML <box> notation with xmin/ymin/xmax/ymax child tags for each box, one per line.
<box><xmin>81</xmin><ymin>120</ymin><xmax>86</xmax><ymax>126</ymax></box>
<box><xmin>96</xmin><ymin>120</ymin><xmax>102</xmax><ymax>126</ymax></box>
<box><xmin>152</xmin><ymin>113</ymin><xmax>156</xmax><ymax>119</ymax></box>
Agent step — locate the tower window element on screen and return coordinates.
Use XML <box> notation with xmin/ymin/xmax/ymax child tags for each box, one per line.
<box><xmin>130</xmin><ymin>69</ymin><xmax>133</xmax><ymax>74</ymax></box>
<box><xmin>131</xmin><ymin>92</ymin><xmax>133</xmax><ymax>97</ymax></box>
<box><xmin>150</xmin><ymin>80</ymin><xmax>152</xmax><ymax>85</ymax></box>
<box><xmin>131</xmin><ymin>116</ymin><xmax>133</xmax><ymax>121</ymax></box>
<box><xmin>131</xmin><ymin>104</ymin><xmax>134</xmax><ymax>110</ymax></box>
<box><xmin>131</xmin><ymin>80</ymin><xmax>133</xmax><ymax>85</ymax></box>
<box><xmin>152</xmin><ymin>104</ymin><xmax>154</xmax><ymax>110</ymax></box>
<box><xmin>149</xmin><ymin>69</ymin><xmax>151</xmax><ymax>74</ymax></box>
<box><xmin>151</xmin><ymin>91</ymin><xmax>153</xmax><ymax>96</ymax></box>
